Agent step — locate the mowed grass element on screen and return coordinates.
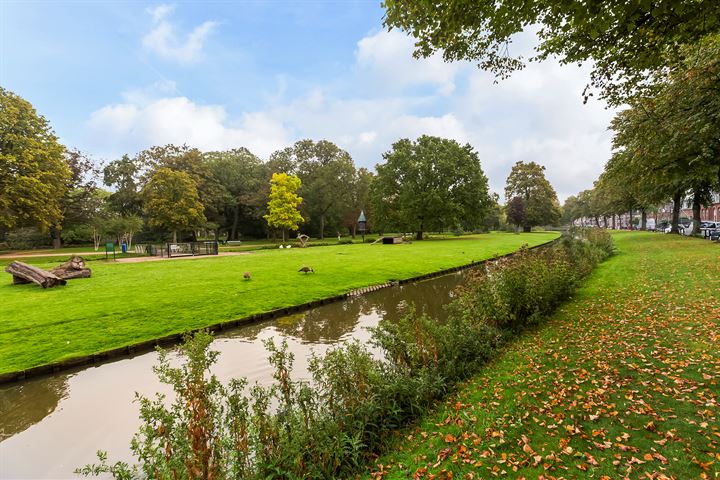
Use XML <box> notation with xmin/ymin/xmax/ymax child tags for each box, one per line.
<box><xmin>366</xmin><ymin>232</ymin><xmax>720</xmax><ymax>479</ymax></box>
<box><xmin>0</xmin><ymin>232</ymin><xmax>557</xmax><ymax>374</ymax></box>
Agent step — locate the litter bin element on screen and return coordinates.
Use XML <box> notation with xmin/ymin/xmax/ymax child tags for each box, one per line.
<box><xmin>121</xmin><ymin>242</ymin><xmax>127</xmax><ymax>253</ymax></box>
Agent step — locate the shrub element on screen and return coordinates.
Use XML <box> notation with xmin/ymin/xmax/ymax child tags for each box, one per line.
<box><xmin>6</xmin><ymin>228</ymin><xmax>51</xmax><ymax>249</ymax></box>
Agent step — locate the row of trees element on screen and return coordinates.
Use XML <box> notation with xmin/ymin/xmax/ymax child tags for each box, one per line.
<box><xmin>562</xmin><ymin>34</ymin><xmax>720</xmax><ymax>233</ymax></box>
<box><xmin>5</xmin><ymin>86</ymin><xmax>562</xmax><ymax>247</ymax></box>
<box><xmin>383</xmin><ymin>1</ymin><xmax>720</xmax><ymax>234</ymax></box>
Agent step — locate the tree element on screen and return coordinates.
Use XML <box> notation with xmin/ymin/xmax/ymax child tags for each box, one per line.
<box><xmin>264</xmin><ymin>173</ymin><xmax>304</xmax><ymax>242</ymax></box>
<box><xmin>382</xmin><ymin>0</ymin><xmax>720</xmax><ymax>105</ymax></box>
<box><xmin>370</xmin><ymin>135</ymin><xmax>492</xmax><ymax>240</ymax></box>
<box><xmin>51</xmin><ymin>149</ymin><xmax>99</xmax><ymax>248</ymax></box>
<box><xmin>270</xmin><ymin>140</ymin><xmax>356</xmax><ymax>239</ymax></box>
<box><xmin>138</xmin><ymin>145</ymin><xmax>228</xmax><ymax>231</ymax></box>
<box><xmin>205</xmin><ymin>148</ymin><xmax>267</xmax><ymax>240</ymax></box>
<box><xmin>504</xmin><ymin>161</ymin><xmax>560</xmax><ymax>231</ymax></box>
<box><xmin>505</xmin><ymin>196</ymin><xmax>526</xmax><ymax>232</ymax></box>
<box><xmin>103</xmin><ymin>154</ymin><xmax>144</xmax><ymax>216</ymax></box>
<box><xmin>0</xmin><ymin>87</ymin><xmax>70</xmax><ymax>231</ymax></box>
<box><xmin>142</xmin><ymin>168</ymin><xmax>206</xmax><ymax>243</ymax></box>
<box><xmin>104</xmin><ymin>214</ymin><xmax>144</xmax><ymax>250</ymax></box>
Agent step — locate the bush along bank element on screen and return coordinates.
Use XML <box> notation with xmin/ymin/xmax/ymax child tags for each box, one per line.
<box><xmin>78</xmin><ymin>228</ymin><xmax>614</xmax><ymax>480</ymax></box>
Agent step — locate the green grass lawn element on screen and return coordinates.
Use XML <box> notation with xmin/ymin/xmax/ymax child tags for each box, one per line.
<box><xmin>0</xmin><ymin>232</ymin><xmax>557</xmax><ymax>374</ymax></box>
<box><xmin>366</xmin><ymin>232</ymin><xmax>720</xmax><ymax>479</ymax></box>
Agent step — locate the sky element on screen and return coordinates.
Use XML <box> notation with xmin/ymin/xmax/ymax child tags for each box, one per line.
<box><xmin>1</xmin><ymin>0</ymin><xmax>617</xmax><ymax>201</ymax></box>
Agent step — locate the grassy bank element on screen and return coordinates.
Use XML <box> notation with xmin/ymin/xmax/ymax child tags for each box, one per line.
<box><xmin>366</xmin><ymin>232</ymin><xmax>720</xmax><ymax>479</ymax></box>
<box><xmin>0</xmin><ymin>232</ymin><xmax>556</xmax><ymax>374</ymax></box>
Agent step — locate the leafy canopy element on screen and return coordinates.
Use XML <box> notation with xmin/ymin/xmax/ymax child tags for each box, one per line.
<box><xmin>505</xmin><ymin>161</ymin><xmax>560</xmax><ymax>228</ymax></box>
<box><xmin>142</xmin><ymin>168</ymin><xmax>206</xmax><ymax>239</ymax></box>
<box><xmin>0</xmin><ymin>87</ymin><xmax>70</xmax><ymax>230</ymax></box>
<box><xmin>264</xmin><ymin>173</ymin><xmax>304</xmax><ymax>238</ymax></box>
<box><xmin>382</xmin><ymin>0</ymin><xmax>720</xmax><ymax>104</ymax></box>
<box><xmin>370</xmin><ymin>135</ymin><xmax>492</xmax><ymax>239</ymax></box>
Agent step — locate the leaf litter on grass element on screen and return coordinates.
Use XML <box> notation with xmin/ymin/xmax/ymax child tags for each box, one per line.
<box><xmin>368</xmin><ymin>234</ymin><xmax>720</xmax><ymax>480</ymax></box>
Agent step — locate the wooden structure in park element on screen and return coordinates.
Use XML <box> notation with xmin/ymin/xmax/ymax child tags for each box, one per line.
<box><xmin>5</xmin><ymin>256</ymin><xmax>91</xmax><ymax>289</ymax></box>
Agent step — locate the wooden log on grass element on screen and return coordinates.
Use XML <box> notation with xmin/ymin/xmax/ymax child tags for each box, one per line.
<box><xmin>5</xmin><ymin>261</ymin><xmax>67</xmax><ymax>288</ymax></box>
<box><xmin>50</xmin><ymin>255</ymin><xmax>91</xmax><ymax>279</ymax></box>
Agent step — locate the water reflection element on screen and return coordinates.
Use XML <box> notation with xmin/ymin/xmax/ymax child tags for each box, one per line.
<box><xmin>0</xmin><ymin>270</ymin><xmax>470</xmax><ymax>479</ymax></box>
<box><xmin>0</xmin><ymin>375</ymin><xmax>69</xmax><ymax>441</ymax></box>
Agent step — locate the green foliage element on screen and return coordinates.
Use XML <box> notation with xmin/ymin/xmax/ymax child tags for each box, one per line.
<box><xmin>142</xmin><ymin>168</ymin><xmax>206</xmax><ymax>241</ymax></box>
<box><xmin>370</xmin><ymin>135</ymin><xmax>492</xmax><ymax>240</ymax></box>
<box><xmin>382</xmin><ymin>0</ymin><xmax>720</xmax><ymax>105</ymax></box>
<box><xmin>0</xmin><ymin>87</ymin><xmax>70</xmax><ymax>230</ymax></box>
<box><xmin>82</xmin><ymin>232</ymin><xmax>607</xmax><ymax>479</ymax></box>
<box><xmin>205</xmin><ymin>148</ymin><xmax>267</xmax><ymax>239</ymax></box>
<box><xmin>263</xmin><ymin>172</ymin><xmax>304</xmax><ymax>241</ymax></box>
<box><xmin>505</xmin><ymin>196</ymin><xmax>526</xmax><ymax>230</ymax></box>
<box><xmin>5</xmin><ymin>227</ymin><xmax>51</xmax><ymax>249</ymax></box>
<box><xmin>505</xmin><ymin>161</ymin><xmax>561</xmax><ymax>229</ymax></box>
<box><xmin>103</xmin><ymin>154</ymin><xmax>143</xmax><ymax>216</ymax></box>
<box><xmin>270</xmin><ymin>139</ymin><xmax>357</xmax><ymax>239</ymax></box>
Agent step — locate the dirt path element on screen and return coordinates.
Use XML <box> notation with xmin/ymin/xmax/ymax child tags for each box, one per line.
<box><xmin>115</xmin><ymin>252</ymin><xmax>249</xmax><ymax>263</ymax></box>
<box><xmin>0</xmin><ymin>251</ymin><xmax>101</xmax><ymax>259</ymax></box>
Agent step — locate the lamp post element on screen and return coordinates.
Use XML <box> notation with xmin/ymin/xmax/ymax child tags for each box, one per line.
<box><xmin>357</xmin><ymin>210</ymin><xmax>367</xmax><ymax>242</ymax></box>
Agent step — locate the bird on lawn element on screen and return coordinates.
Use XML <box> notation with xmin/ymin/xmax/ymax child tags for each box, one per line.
<box><xmin>298</xmin><ymin>266</ymin><xmax>314</xmax><ymax>274</ymax></box>
<box><xmin>243</xmin><ymin>271</ymin><xmax>251</xmax><ymax>280</ymax></box>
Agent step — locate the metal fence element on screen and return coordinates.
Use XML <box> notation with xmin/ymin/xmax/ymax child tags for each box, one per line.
<box><xmin>138</xmin><ymin>241</ymin><xmax>219</xmax><ymax>258</ymax></box>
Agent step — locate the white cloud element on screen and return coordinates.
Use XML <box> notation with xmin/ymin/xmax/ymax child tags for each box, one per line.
<box><xmin>87</xmin><ymin>96</ymin><xmax>289</xmax><ymax>158</ymax></box>
<box><xmin>142</xmin><ymin>4</ymin><xmax>217</xmax><ymax>63</ymax></box>
<box><xmin>355</xmin><ymin>30</ymin><xmax>465</xmax><ymax>96</ymax></box>
<box><xmin>84</xmin><ymin>29</ymin><xmax>616</xmax><ymax>201</ymax></box>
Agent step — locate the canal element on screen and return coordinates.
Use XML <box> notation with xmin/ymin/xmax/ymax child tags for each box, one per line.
<box><xmin>0</xmin><ymin>270</ymin><xmax>469</xmax><ymax>478</ymax></box>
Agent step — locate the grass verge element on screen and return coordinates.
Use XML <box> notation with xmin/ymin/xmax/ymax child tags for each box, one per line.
<box><xmin>0</xmin><ymin>232</ymin><xmax>556</xmax><ymax>375</ymax></box>
<box><xmin>366</xmin><ymin>232</ymin><xmax>720</xmax><ymax>479</ymax></box>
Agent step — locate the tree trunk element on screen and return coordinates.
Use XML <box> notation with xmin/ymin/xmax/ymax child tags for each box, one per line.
<box><xmin>692</xmin><ymin>193</ymin><xmax>702</xmax><ymax>235</ymax></box>
<box><xmin>5</xmin><ymin>261</ymin><xmax>67</xmax><ymax>288</ymax></box>
<box><xmin>523</xmin><ymin>225</ymin><xmax>531</xmax><ymax>232</ymax></box>
<box><xmin>282</xmin><ymin>227</ymin><xmax>286</xmax><ymax>243</ymax></box>
<box><xmin>231</xmin><ymin>204</ymin><xmax>240</xmax><ymax>240</ymax></box>
<box><xmin>612</xmin><ymin>215</ymin><xmax>616</xmax><ymax>229</ymax></box>
<box><xmin>640</xmin><ymin>209</ymin><xmax>647</xmax><ymax>230</ymax></box>
<box><xmin>52</xmin><ymin>228</ymin><xmax>62</xmax><ymax>249</ymax></box>
<box><xmin>172</xmin><ymin>230</ymin><xmax>178</xmax><ymax>243</ymax></box>
<box><xmin>671</xmin><ymin>191</ymin><xmax>682</xmax><ymax>234</ymax></box>
<box><xmin>594</xmin><ymin>216</ymin><xmax>600</xmax><ymax>227</ymax></box>
<box><xmin>50</xmin><ymin>256</ymin><xmax>91</xmax><ymax>279</ymax></box>
<box><xmin>416</xmin><ymin>230</ymin><xmax>423</xmax><ymax>240</ymax></box>
<box><xmin>319</xmin><ymin>215</ymin><xmax>325</xmax><ymax>240</ymax></box>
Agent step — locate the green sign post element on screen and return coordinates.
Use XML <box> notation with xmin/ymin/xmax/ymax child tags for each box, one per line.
<box><xmin>105</xmin><ymin>242</ymin><xmax>115</xmax><ymax>261</ymax></box>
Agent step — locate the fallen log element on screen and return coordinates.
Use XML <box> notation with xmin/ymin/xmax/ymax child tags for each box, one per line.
<box><xmin>50</xmin><ymin>256</ymin><xmax>91</xmax><ymax>280</ymax></box>
<box><xmin>5</xmin><ymin>261</ymin><xmax>67</xmax><ymax>288</ymax></box>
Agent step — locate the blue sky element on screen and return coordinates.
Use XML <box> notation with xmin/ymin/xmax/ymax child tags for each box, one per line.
<box><xmin>1</xmin><ymin>1</ymin><xmax>616</xmax><ymax>200</ymax></box>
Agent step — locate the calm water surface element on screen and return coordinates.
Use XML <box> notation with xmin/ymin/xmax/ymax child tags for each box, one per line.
<box><xmin>0</xmin><ymin>271</ymin><xmax>467</xmax><ymax>478</ymax></box>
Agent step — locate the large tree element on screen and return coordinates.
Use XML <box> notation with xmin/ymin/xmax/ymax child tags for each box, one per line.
<box><xmin>0</xmin><ymin>87</ymin><xmax>70</xmax><ymax>231</ymax></box>
<box><xmin>205</xmin><ymin>148</ymin><xmax>267</xmax><ymax>240</ymax></box>
<box><xmin>103</xmin><ymin>154</ymin><xmax>143</xmax><ymax>216</ymax></box>
<box><xmin>264</xmin><ymin>173</ymin><xmax>304</xmax><ymax>242</ymax></box>
<box><xmin>504</xmin><ymin>161</ymin><xmax>560</xmax><ymax>231</ymax></box>
<box><xmin>370</xmin><ymin>135</ymin><xmax>492</xmax><ymax>240</ymax></box>
<box><xmin>382</xmin><ymin>0</ymin><xmax>720</xmax><ymax>105</ymax></box>
<box><xmin>142</xmin><ymin>168</ymin><xmax>206</xmax><ymax>243</ymax></box>
<box><xmin>270</xmin><ymin>140</ymin><xmax>356</xmax><ymax>239</ymax></box>
<box><xmin>138</xmin><ymin>144</ymin><xmax>228</xmax><ymax>230</ymax></box>
<box><xmin>52</xmin><ymin>149</ymin><xmax>99</xmax><ymax>248</ymax></box>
